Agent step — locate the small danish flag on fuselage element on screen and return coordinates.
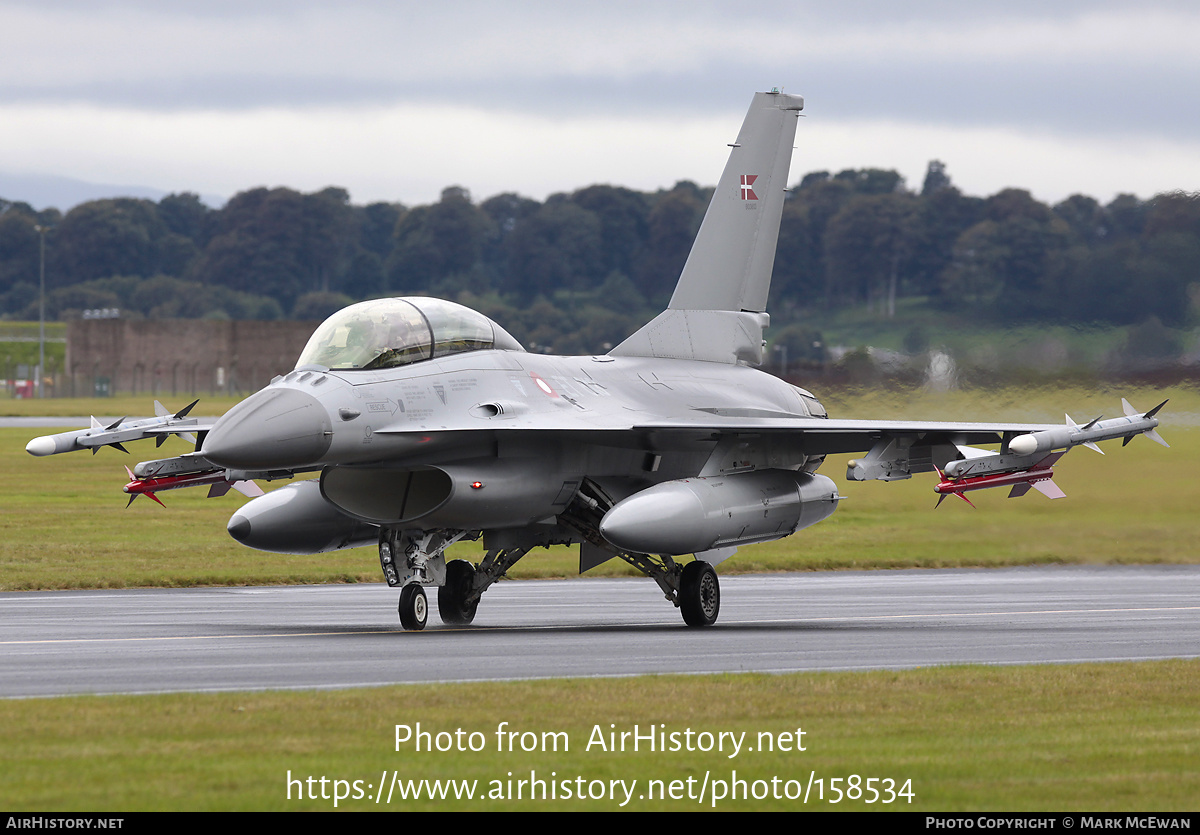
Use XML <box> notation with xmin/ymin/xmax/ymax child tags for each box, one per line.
<box><xmin>740</xmin><ymin>174</ymin><xmax>758</xmax><ymax>200</ymax></box>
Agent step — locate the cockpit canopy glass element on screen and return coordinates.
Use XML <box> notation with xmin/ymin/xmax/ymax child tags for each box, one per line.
<box><xmin>296</xmin><ymin>297</ymin><xmax>523</xmax><ymax>371</ymax></box>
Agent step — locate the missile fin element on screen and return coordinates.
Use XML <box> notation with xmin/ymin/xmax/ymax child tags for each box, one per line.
<box><xmin>208</xmin><ymin>483</ymin><xmax>233</xmax><ymax>498</ymax></box>
<box><xmin>1037</xmin><ymin>451</ymin><xmax>1067</xmax><ymax>468</ymax></box>
<box><xmin>1121</xmin><ymin>398</ymin><xmax>1137</xmax><ymax>417</ymax></box>
<box><xmin>175</xmin><ymin>399</ymin><xmax>200</xmax><ymax>420</ymax></box>
<box><xmin>1008</xmin><ymin>483</ymin><xmax>1032</xmax><ymax>498</ymax></box>
<box><xmin>1144</xmin><ymin>428</ymin><xmax>1169</xmax><ymax>448</ymax></box>
<box><xmin>154</xmin><ymin>400</ymin><xmax>169</xmax><ymax>418</ymax></box>
<box><xmin>1144</xmin><ymin>399</ymin><xmax>1169</xmax><ymax>419</ymax></box>
<box><xmin>1083</xmin><ymin>441</ymin><xmax>1104</xmax><ymax>454</ymax></box>
<box><xmin>232</xmin><ymin>480</ymin><xmax>265</xmax><ymax>498</ymax></box>
<box><xmin>1032</xmin><ymin>479</ymin><xmax>1066</xmax><ymax>500</ymax></box>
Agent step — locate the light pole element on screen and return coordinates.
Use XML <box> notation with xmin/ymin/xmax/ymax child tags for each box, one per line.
<box><xmin>34</xmin><ymin>224</ymin><xmax>46</xmax><ymax>398</ymax></box>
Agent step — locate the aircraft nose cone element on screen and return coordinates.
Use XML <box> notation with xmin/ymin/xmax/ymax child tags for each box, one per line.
<box><xmin>202</xmin><ymin>388</ymin><xmax>332</xmax><ymax>469</ymax></box>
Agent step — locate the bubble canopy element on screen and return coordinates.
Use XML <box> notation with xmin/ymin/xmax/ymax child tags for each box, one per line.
<box><xmin>296</xmin><ymin>297</ymin><xmax>525</xmax><ymax>371</ymax></box>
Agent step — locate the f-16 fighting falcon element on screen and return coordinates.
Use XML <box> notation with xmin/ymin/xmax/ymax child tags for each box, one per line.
<box><xmin>27</xmin><ymin>90</ymin><xmax>1168</xmax><ymax>630</ymax></box>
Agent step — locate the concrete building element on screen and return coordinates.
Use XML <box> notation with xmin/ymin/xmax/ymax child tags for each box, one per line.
<box><xmin>65</xmin><ymin>319</ymin><xmax>317</xmax><ymax>397</ymax></box>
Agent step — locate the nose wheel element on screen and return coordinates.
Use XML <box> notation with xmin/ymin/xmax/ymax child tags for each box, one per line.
<box><xmin>398</xmin><ymin>584</ymin><xmax>428</xmax><ymax>631</ymax></box>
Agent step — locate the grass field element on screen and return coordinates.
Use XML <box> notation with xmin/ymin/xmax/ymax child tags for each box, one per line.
<box><xmin>4</xmin><ymin>383</ymin><xmax>1197</xmax><ymax>812</ymax></box>
<box><xmin>1</xmin><ymin>662</ymin><xmax>1195</xmax><ymax>811</ymax></box>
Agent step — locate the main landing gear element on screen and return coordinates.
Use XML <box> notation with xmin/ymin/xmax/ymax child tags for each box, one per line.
<box><xmin>679</xmin><ymin>560</ymin><xmax>720</xmax><ymax>627</ymax></box>
<box><xmin>615</xmin><ymin>552</ymin><xmax>721</xmax><ymax>627</ymax></box>
<box><xmin>438</xmin><ymin>559</ymin><xmax>479</xmax><ymax>625</ymax></box>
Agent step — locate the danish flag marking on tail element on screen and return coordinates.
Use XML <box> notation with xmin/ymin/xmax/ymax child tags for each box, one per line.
<box><xmin>740</xmin><ymin>174</ymin><xmax>758</xmax><ymax>200</ymax></box>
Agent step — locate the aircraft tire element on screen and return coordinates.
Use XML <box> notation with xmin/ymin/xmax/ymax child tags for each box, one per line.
<box><xmin>398</xmin><ymin>584</ymin><xmax>428</xmax><ymax>631</ymax></box>
<box><xmin>679</xmin><ymin>560</ymin><xmax>720</xmax><ymax>627</ymax></box>
<box><xmin>438</xmin><ymin>559</ymin><xmax>479</xmax><ymax>625</ymax></box>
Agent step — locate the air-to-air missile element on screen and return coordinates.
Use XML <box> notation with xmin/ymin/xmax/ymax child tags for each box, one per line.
<box><xmin>122</xmin><ymin>465</ymin><xmax>264</xmax><ymax>507</ymax></box>
<box><xmin>934</xmin><ymin>399</ymin><xmax>1168</xmax><ymax>507</ymax></box>
<box><xmin>24</xmin><ymin>400</ymin><xmax>202</xmax><ymax>456</ymax></box>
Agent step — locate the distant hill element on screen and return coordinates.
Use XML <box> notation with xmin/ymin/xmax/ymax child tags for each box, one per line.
<box><xmin>0</xmin><ymin>171</ymin><xmax>224</xmax><ymax>211</ymax></box>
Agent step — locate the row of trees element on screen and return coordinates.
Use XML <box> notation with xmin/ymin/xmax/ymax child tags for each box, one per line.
<box><xmin>1</xmin><ymin>163</ymin><xmax>1197</xmax><ymax>354</ymax></box>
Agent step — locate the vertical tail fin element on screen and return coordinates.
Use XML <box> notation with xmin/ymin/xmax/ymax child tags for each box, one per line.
<box><xmin>612</xmin><ymin>90</ymin><xmax>804</xmax><ymax>364</ymax></box>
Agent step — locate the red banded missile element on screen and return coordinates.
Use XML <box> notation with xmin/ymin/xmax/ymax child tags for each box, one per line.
<box><xmin>935</xmin><ymin>452</ymin><xmax>1065</xmax><ymax>508</ymax></box>
<box><xmin>1008</xmin><ymin>399</ymin><xmax>1168</xmax><ymax>457</ymax></box>
<box><xmin>123</xmin><ymin>466</ymin><xmax>263</xmax><ymax>507</ymax></box>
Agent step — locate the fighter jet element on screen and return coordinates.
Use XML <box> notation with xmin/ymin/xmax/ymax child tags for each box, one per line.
<box><xmin>27</xmin><ymin>90</ymin><xmax>1168</xmax><ymax>630</ymax></box>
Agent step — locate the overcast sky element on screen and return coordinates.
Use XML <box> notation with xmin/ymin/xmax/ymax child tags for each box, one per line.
<box><xmin>2</xmin><ymin>0</ymin><xmax>1198</xmax><ymax>209</ymax></box>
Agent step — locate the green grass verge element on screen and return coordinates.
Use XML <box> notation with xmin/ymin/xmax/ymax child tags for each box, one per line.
<box><xmin>1</xmin><ymin>662</ymin><xmax>1195</xmax><ymax>811</ymax></box>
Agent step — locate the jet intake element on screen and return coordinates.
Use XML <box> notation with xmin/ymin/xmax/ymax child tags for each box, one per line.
<box><xmin>226</xmin><ymin>480</ymin><xmax>377</xmax><ymax>554</ymax></box>
<box><xmin>598</xmin><ymin>469</ymin><xmax>839</xmax><ymax>556</ymax></box>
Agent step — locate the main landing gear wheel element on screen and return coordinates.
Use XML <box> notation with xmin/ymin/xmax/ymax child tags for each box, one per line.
<box><xmin>438</xmin><ymin>559</ymin><xmax>479</xmax><ymax>625</ymax></box>
<box><xmin>398</xmin><ymin>584</ymin><xmax>428</xmax><ymax>631</ymax></box>
<box><xmin>679</xmin><ymin>560</ymin><xmax>720</xmax><ymax>627</ymax></box>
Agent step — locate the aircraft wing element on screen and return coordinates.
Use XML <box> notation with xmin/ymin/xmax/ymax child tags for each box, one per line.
<box><xmin>629</xmin><ymin>415</ymin><xmax>1058</xmax><ymax>455</ymax></box>
<box><xmin>630</xmin><ymin>398</ymin><xmax>1167</xmax><ymax>500</ymax></box>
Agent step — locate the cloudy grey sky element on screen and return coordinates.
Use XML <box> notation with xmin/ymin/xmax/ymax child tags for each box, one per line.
<box><xmin>2</xmin><ymin>0</ymin><xmax>1198</xmax><ymax>208</ymax></box>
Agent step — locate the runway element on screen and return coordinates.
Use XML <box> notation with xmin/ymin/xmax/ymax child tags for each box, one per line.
<box><xmin>2</xmin><ymin>565</ymin><xmax>1197</xmax><ymax>698</ymax></box>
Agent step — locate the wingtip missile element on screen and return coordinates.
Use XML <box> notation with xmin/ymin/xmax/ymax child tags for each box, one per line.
<box><xmin>25</xmin><ymin>400</ymin><xmax>210</xmax><ymax>458</ymax></box>
<box><xmin>25</xmin><ymin>435</ymin><xmax>58</xmax><ymax>457</ymax></box>
<box><xmin>1008</xmin><ymin>398</ymin><xmax>1167</xmax><ymax>457</ymax></box>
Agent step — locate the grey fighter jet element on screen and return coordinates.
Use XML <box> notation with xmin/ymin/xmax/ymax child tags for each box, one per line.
<box><xmin>27</xmin><ymin>91</ymin><xmax>1168</xmax><ymax>630</ymax></box>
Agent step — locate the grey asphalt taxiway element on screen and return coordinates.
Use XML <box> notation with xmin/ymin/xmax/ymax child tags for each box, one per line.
<box><xmin>2</xmin><ymin>566</ymin><xmax>1197</xmax><ymax>698</ymax></box>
